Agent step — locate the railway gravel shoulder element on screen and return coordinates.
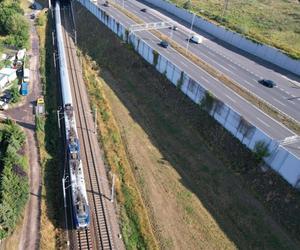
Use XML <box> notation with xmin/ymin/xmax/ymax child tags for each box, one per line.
<box><xmin>60</xmin><ymin>5</ymin><xmax>123</xmax><ymax>250</ymax></box>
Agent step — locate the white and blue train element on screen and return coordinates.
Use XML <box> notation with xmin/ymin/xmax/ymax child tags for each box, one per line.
<box><xmin>55</xmin><ymin>1</ymin><xmax>90</xmax><ymax>229</ymax></box>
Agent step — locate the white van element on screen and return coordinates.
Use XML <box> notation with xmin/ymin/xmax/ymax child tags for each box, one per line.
<box><xmin>190</xmin><ymin>35</ymin><xmax>203</xmax><ymax>44</ymax></box>
<box><xmin>23</xmin><ymin>68</ymin><xmax>30</xmax><ymax>82</ymax></box>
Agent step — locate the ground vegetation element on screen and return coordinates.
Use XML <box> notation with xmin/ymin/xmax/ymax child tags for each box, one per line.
<box><xmin>0</xmin><ymin>119</ymin><xmax>29</xmax><ymax>239</ymax></box>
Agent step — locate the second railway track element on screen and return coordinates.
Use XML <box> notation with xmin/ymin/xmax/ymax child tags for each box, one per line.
<box><xmin>61</xmin><ymin>5</ymin><xmax>113</xmax><ymax>250</ymax></box>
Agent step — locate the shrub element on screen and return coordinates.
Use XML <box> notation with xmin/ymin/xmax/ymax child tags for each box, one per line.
<box><xmin>200</xmin><ymin>91</ymin><xmax>215</xmax><ymax>111</ymax></box>
<box><xmin>253</xmin><ymin>140</ymin><xmax>270</xmax><ymax>163</ymax></box>
<box><xmin>36</xmin><ymin>14</ymin><xmax>45</xmax><ymax>26</ymax></box>
<box><xmin>9</xmin><ymin>85</ymin><xmax>21</xmax><ymax>103</ymax></box>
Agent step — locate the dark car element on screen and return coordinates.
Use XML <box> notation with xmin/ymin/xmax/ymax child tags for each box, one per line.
<box><xmin>159</xmin><ymin>40</ymin><xmax>169</xmax><ymax>48</ymax></box>
<box><xmin>30</xmin><ymin>13</ymin><xmax>35</xmax><ymax>19</ymax></box>
<box><xmin>103</xmin><ymin>1</ymin><xmax>109</xmax><ymax>6</ymax></box>
<box><xmin>258</xmin><ymin>79</ymin><xmax>276</xmax><ymax>88</ymax></box>
<box><xmin>141</xmin><ymin>8</ymin><xmax>147</xmax><ymax>12</ymax></box>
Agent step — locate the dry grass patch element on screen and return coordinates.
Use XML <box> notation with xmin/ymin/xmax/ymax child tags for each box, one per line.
<box><xmin>81</xmin><ymin>55</ymin><xmax>158</xmax><ymax>250</ymax></box>
<box><xmin>73</xmin><ymin>3</ymin><xmax>300</xmax><ymax>248</ymax></box>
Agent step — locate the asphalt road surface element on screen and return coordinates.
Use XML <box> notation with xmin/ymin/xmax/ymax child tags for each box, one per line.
<box><xmin>117</xmin><ymin>0</ymin><xmax>300</xmax><ymax>122</ymax></box>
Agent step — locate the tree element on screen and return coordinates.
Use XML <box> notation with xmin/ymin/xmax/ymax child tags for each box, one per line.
<box><xmin>5</xmin><ymin>14</ymin><xmax>29</xmax><ymax>48</ymax></box>
<box><xmin>0</xmin><ymin>2</ymin><xmax>29</xmax><ymax>48</ymax></box>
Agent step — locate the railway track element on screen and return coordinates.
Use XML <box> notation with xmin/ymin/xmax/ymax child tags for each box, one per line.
<box><xmin>61</xmin><ymin>6</ymin><xmax>113</xmax><ymax>250</ymax></box>
<box><xmin>77</xmin><ymin>229</ymin><xmax>92</xmax><ymax>249</ymax></box>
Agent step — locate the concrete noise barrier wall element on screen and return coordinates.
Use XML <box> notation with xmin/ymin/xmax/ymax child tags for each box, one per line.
<box><xmin>76</xmin><ymin>0</ymin><xmax>300</xmax><ymax>188</ymax></box>
<box><xmin>142</xmin><ymin>0</ymin><xmax>300</xmax><ymax>76</ymax></box>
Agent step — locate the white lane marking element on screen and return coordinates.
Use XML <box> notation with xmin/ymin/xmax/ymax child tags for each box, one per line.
<box><xmin>201</xmin><ymin>77</ymin><xmax>210</xmax><ymax>83</ymax></box>
<box><xmin>244</xmin><ymin>80</ymin><xmax>254</xmax><ymax>86</ymax></box>
<box><xmin>227</xmin><ymin>64</ymin><xmax>237</xmax><ymax>70</ymax></box>
<box><xmin>272</xmin><ymin>97</ymin><xmax>287</xmax><ymax>107</ymax></box>
<box><xmin>225</xmin><ymin>94</ymin><xmax>236</xmax><ymax>103</ymax></box>
<box><xmin>179</xmin><ymin>61</ymin><xmax>188</xmax><ymax>67</ymax></box>
<box><xmin>256</xmin><ymin>117</ymin><xmax>270</xmax><ymax>128</ymax></box>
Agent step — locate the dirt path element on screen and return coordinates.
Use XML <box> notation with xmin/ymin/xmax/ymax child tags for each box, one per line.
<box><xmin>4</xmin><ymin>15</ymin><xmax>42</xmax><ymax>250</ymax></box>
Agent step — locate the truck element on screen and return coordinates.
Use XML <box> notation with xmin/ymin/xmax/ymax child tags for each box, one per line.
<box><xmin>20</xmin><ymin>82</ymin><xmax>28</xmax><ymax>96</ymax></box>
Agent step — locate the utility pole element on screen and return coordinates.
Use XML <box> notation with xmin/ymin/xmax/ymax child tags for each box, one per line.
<box><xmin>111</xmin><ymin>173</ymin><xmax>115</xmax><ymax>203</ymax></box>
<box><xmin>57</xmin><ymin>109</ymin><xmax>61</xmax><ymax>137</ymax></box>
<box><xmin>170</xmin><ymin>26</ymin><xmax>174</xmax><ymax>39</ymax></box>
<box><xmin>62</xmin><ymin>175</ymin><xmax>70</xmax><ymax>248</ymax></box>
<box><xmin>94</xmin><ymin>107</ymin><xmax>97</xmax><ymax>134</ymax></box>
<box><xmin>186</xmin><ymin>12</ymin><xmax>196</xmax><ymax>53</ymax></box>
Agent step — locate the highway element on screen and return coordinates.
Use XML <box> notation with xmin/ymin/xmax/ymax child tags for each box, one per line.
<box><xmin>89</xmin><ymin>0</ymin><xmax>300</xmax><ymax>155</ymax></box>
<box><xmin>116</xmin><ymin>0</ymin><xmax>300</xmax><ymax>123</ymax></box>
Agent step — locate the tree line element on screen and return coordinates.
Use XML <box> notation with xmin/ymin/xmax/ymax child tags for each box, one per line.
<box><xmin>0</xmin><ymin>0</ymin><xmax>29</xmax><ymax>49</ymax></box>
<box><xmin>0</xmin><ymin>120</ymin><xmax>29</xmax><ymax>239</ymax></box>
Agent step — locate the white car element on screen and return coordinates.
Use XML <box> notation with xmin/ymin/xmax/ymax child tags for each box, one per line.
<box><xmin>190</xmin><ymin>35</ymin><xmax>203</xmax><ymax>44</ymax></box>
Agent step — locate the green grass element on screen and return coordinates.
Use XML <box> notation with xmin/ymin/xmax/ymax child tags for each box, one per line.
<box><xmin>170</xmin><ymin>0</ymin><xmax>300</xmax><ymax>59</ymax></box>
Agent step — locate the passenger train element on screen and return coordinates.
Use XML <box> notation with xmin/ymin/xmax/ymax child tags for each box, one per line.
<box><xmin>55</xmin><ymin>1</ymin><xmax>90</xmax><ymax>228</ymax></box>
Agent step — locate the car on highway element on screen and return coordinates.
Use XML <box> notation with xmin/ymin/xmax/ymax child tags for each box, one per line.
<box><xmin>141</xmin><ymin>8</ymin><xmax>147</xmax><ymax>12</ymax></box>
<box><xmin>258</xmin><ymin>79</ymin><xmax>276</xmax><ymax>88</ymax></box>
<box><xmin>159</xmin><ymin>40</ymin><xmax>169</xmax><ymax>48</ymax></box>
<box><xmin>30</xmin><ymin>13</ymin><xmax>35</xmax><ymax>19</ymax></box>
<box><xmin>190</xmin><ymin>35</ymin><xmax>203</xmax><ymax>44</ymax></box>
<box><xmin>169</xmin><ymin>25</ymin><xmax>178</xmax><ymax>31</ymax></box>
<box><xmin>103</xmin><ymin>1</ymin><xmax>109</xmax><ymax>7</ymax></box>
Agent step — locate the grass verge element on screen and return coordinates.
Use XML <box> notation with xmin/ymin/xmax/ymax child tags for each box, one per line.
<box><xmin>81</xmin><ymin>54</ymin><xmax>158</xmax><ymax>250</ymax></box>
<box><xmin>112</xmin><ymin>2</ymin><xmax>300</xmax><ymax>134</ymax></box>
<box><xmin>169</xmin><ymin>0</ymin><xmax>300</xmax><ymax>60</ymax></box>
<box><xmin>35</xmin><ymin>9</ymin><xmax>66</xmax><ymax>250</ymax></box>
